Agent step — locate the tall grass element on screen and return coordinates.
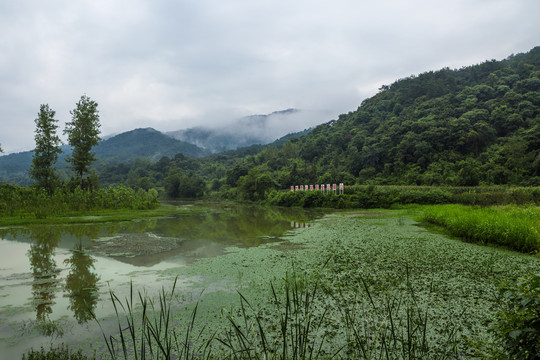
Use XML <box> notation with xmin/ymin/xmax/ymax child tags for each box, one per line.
<box><xmin>0</xmin><ymin>184</ymin><xmax>159</xmax><ymax>220</ymax></box>
<box><xmin>421</xmin><ymin>204</ymin><xmax>540</xmax><ymax>253</ymax></box>
<box><xmin>96</xmin><ymin>279</ymin><xmax>215</xmax><ymax>360</ymax></box>
<box><xmin>96</xmin><ymin>270</ymin><xmax>461</xmax><ymax>359</ymax></box>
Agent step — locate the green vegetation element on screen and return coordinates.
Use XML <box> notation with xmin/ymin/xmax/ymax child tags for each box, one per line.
<box><xmin>22</xmin><ymin>344</ymin><xmax>96</xmax><ymax>360</ymax></box>
<box><xmin>421</xmin><ymin>204</ymin><xmax>540</xmax><ymax>252</ymax></box>
<box><xmin>3</xmin><ymin>47</ymin><xmax>540</xmax><ymax>202</ymax></box>
<box><xmin>264</xmin><ymin>185</ymin><xmax>540</xmax><ymax>210</ymax></box>
<box><xmin>85</xmin><ymin>211</ymin><xmax>539</xmax><ymax>359</ymax></box>
<box><xmin>64</xmin><ymin>95</ymin><xmax>101</xmax><ymax>189</ymax></box>
<box><xmin>0</xmin><ymin>184</ymin><xmax>159</xmax><ymax>225</ymax></box>
<box><xmin>30</xmin><ymin>104</ymin><xmax>63</xmax><ymax>194</ymax></box>
<box><xmin>93</xmin><ymin>46</ymin><xmax>540</xmax><ymax>197</ymax></box>
<box><xmin>492</xmin><ymin>273</ymin><xmax>540</xmax><ymax>359</ymax></box>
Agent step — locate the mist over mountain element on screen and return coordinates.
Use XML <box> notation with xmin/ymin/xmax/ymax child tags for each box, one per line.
<box><xmin>166</xmin><ymin>109</ymin><xmax>326</xmax><ymax>153</ymax></box>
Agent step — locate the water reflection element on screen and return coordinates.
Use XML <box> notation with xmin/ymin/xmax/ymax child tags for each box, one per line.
<box><xmin>2</xmin><ymin>204</ymin><xmax>325</xmax><ymax>324</ymax></box>
<box><xmin>64</xmin><ymin>241</ymin><xmax>100</xmax><ymax>324</ymax></box>
<box><xmin>27</xmin><ymin>227</ymin><xmax>61</xmax><ymax>322</ymax></box>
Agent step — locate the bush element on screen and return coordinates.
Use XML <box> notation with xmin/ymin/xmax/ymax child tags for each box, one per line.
<box><xmin>0</xmin><ymin>184</ymin><xmax>159</xmax><ymax>219</ymax></box>
<box><xmin>492</xmin><ymin>274</ymin><xmax>540</xmax><ymax>359</ymax></box>
<box><xmin>23</xmin><ymin>343</ymin><xmax>96</xmax><ymax>360</ymax></box>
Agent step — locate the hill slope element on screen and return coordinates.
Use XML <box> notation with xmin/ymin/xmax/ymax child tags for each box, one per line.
<box><xmin>94</xmin><ymin>127</ymin><xmax>209</xmax><ymax>163</ymax></box>
<box><xmin>0</xmin><ymin>128</ymin><xmax>209</xmax><ymax>185</ymax></box>
<box><xmin>70</xmin><ymin>47</ymin><xmax>540</xmax><ymax>192</ymax></box>
<box><xmin>263</xmin><ymin>46</ymin><xmax>540</xmax><ymax>186</ymax></box>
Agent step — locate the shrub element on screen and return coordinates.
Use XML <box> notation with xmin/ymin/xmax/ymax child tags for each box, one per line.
<box><xmin>22</xmin><ymin>344</ymin><xmax>96</xmax><ymax>360</ymax></box>
<box><xmin>492</xmin><ymin>274</ymin><xmax>540</xmax><ymax>359</ymax></box>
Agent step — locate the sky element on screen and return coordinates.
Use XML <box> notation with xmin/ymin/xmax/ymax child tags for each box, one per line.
<box><xmin>0</xmin><ymin>0</ymin><xmax>539</xmax><ymax>154</ymax></box>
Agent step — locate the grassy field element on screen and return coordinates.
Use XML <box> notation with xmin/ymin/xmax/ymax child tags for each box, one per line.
<box><xmin>69</xmin><ymin>209</ymin><xmax>540</xmax><ymax>359</ymax></box>
<box><xmin>420</xmin><ymin>204</ymin><xmax>540</xmax><ymax>253</ymax></box>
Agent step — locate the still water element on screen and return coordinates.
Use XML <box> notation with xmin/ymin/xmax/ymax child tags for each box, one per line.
<box><xmin>0</xmin><ymin>203</ymin><xmax>324</xmax><ymax>358</ymax></box>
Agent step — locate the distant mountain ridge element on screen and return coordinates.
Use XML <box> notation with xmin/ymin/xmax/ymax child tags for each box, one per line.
<box><xmin>94</xmin><ymin>127</ymin><xmax>210</xmax><ymax>162</ymax></box>
<box><xmin>0</xmin><ymin>127</ymin><xmax>209</xmax><ymax>185</ymax></box>
<box><xmin>166</xmin><ymin>108</ymin><xmax>320</xmax><ymax>153</ymax></box>
<box><xmin>0</xmin><ymin>121</ymin><xmax>312</xmax><ymax>185</ymax></box>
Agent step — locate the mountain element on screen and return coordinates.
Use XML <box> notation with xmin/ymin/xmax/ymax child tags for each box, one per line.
<box><xmin>166</xmin><ymin>109</ymin><xmax>325</xmax><ymax>153</ymax></box>
<box><xmin>94</xmin><ymin>127</ymin><xmax>209</xmax><ymax>163</ymax></box>
<box><xmin>0</xmin><ymin>127</ymin><xmax>209</xmax><ymax>185</ymax></box>
<box><xmin>266</xmin><ymin>46</ymin><xmax>540</xmax><ymax>186</ymax></box>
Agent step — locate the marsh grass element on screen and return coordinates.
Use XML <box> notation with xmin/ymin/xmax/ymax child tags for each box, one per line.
<box><xmin>96</xmin><ymin>268</ymin><xmax>461</xmax><ymax>360</ymax></box>
<box><xmin>421</xmin><ymin>204</ymin><xmax>540</xmax><ymax>253</ymax></box>
<box><xmin>96</xmin><ymin>279</ymin><xmax>215</xmax><ymax>360</ymax></box>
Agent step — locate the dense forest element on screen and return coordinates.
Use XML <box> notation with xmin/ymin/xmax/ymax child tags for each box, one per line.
<box><xmin>1</xmin><ymin>47</ymin><xmax>539</xmax><ymax>202</ymax></box>
<box><xmin>94</xmin><ymin>46</ymin><xmax>540</xmax><ymax>200</ymax></box>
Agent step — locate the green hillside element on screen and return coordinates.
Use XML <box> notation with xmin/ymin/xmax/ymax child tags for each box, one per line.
<box><xmin>2</xmin><ymin>47</ymin><xmax>539</xmax><ymax>193</ymax></box>
<box><xmin>260</xmin><ymin>46</ymin><xmax>540</xmax><ymax>187</ymax></box>
<box><xmin>94</xmin><ymin>127</ymin><xmax>209</xmax><ymax>163</ymax></box>
<box><xmin>92</xmin><ymin>47</ymin><xmax>540</xmax><ymax>198</ymax></box>
<box><xmin>0</xmin><ymin>128</ymin><xmax>209</xmax><ymax>185</ymax></box>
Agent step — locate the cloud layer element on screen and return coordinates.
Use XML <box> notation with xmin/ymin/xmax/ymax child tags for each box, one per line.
<box><xmin>1</xmin><ymin>0</ymin><xmax>539</xmax><ymax>153</ymax></box>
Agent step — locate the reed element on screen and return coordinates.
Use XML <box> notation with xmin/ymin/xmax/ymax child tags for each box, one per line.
<box><xmin>95</xmin><ymin>279</ymin><xmax>215</xmax><ymax>360</ymax></box>
<box><xmin>421</xmin><ymin>204</ymin><xmax>540</xmax><ymax>253</ymax></box>
<box><xmin>95</xmin><ymin>268</ymin><xmax>461</xmax><ymax>359</ymax></box>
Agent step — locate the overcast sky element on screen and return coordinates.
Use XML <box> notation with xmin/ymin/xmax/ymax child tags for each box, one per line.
<box><xmin>1</xmin><ymin>0</ymin><xmax>539</xmax><ymax>153</ymax></box>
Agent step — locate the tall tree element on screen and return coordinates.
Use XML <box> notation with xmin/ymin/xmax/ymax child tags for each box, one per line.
<box><xmin>30</xmin><ymin>104</ymin><xmax>63</xmax><ymax>194</ymax></box>
<box><xmin>64</xmin><ymin>95</ymin><xmax>101</xmax><ymax>188</ymax></box>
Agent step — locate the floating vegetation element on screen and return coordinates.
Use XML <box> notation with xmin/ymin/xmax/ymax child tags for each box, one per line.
<box><xmin>94</xmin><ymin>211</ymin><xmax>539</xmax><ymax>358</ymax></box>
<box><xmin>91</xmin><ymin>233</ymin><xmax>184</xmax><ymax>258</ymax></box>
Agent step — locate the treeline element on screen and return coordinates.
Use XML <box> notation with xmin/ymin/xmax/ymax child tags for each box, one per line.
<box><xmin>91</xmin><ymin>47</ymin><xmax>540</xmax><ymax>203</ymax></box>
<box><xmin>0</xmin><ymin>95</ymin><xmax>159</xmax><ymax>219</ymax></box>
<box><xmin>265</xmin><ymin>185</ymin><xmax>540</xmax><ymax>208</ymax></box>
<box><xmin>2</xmin><ymin>48</ymin><xmax>539</xmax><ymax>205</ymax></box>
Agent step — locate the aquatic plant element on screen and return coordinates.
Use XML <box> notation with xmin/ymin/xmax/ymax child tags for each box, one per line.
<box><xmin>96</xmin><ymin>266</ymin><xmax>462</xmax><ymax>359</ymax></box>
<box><xmin>492</xmin><ymin>273</ymin><xmax>540</xmax><ymax>359</ymax></box>
<box><xmin>97</xmin><ymin>279</ymin><xmax>215</xmax><ymax>360</ymax></box>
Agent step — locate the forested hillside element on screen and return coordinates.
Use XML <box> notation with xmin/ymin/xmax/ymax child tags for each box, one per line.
<box><xmin>0</xmin><ymin>128</ymin><xmax>209</xmax><ymax>185</ymax></box>
<box><xmin>278</xmin><ymin>46</ymin><xmax>540</xmax><ymax>187</ymax></box>
<box><xmin>119</xmin><ymin>46</ymin><xmax>540</xmax><ymax>199</ymax></box>
<box><xmin>2</xmin><ymin>47</ymin><xmax>539</xmax><ymax>198</ymax></box>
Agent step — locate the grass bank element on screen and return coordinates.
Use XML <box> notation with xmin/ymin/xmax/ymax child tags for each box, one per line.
<box><xmin>0</xmin><ymin>203</ymin><xmax>191</xmax><ymax>226</ymax></box>
<box><xmin>63</xmin><ymin>209</ymin><xmax>539</xmax><ymax>359</ymax></box>
<box><xmin>0</xmin><ymin>184</ymin><xmax>159</xmax><ymax>225</ymax></box>
<box><xmin>420</xmin><ymin>204</ymin><xmax>540</xmax><ymax>253</ymax></box>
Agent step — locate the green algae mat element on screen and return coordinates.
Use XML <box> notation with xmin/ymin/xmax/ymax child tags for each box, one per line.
<box><xmin>90</xmin><ymin>209</ymin><xmax>539</xmax><ymax>358</ymax></box>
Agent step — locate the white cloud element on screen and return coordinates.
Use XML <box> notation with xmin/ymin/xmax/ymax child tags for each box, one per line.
<box><xmin>0</xmin><ymin>0</ymin><xmax>539</xmax><ymax>153</ymax></box>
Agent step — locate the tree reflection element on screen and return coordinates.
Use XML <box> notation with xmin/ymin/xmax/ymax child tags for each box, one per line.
<box><xmin>27</xmin><ymin>227</ymin><xmax>61</xmax><ymax>321</ymax></box>
<box><xmin>64</xmin><ymin>241</ymin><xmax>100</xmax><ymax>323</ymax></box>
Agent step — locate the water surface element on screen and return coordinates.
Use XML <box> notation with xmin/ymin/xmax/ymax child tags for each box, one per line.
<box><xmin>0</xmin><ymin>203</ymin><xmax>324</xmax><ymax>358</ymax></box>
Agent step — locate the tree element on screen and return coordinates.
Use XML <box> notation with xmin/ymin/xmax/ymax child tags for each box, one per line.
<box><xmin>64</xmin><ymin>95</ymin><xmax>101</xmax><ymax>188</ymax></box>
<box><xmin>29</xmin><ymin>104</ymin><xmax>62</xmax><ymax>194</ymax></box>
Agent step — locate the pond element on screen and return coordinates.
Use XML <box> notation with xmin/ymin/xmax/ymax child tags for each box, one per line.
<box><xmin>0</xmin><ymin>203</ymin><xmax>325</xmax><ymax>359</ymax></box>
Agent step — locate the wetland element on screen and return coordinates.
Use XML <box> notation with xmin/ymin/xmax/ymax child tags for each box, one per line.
<box><xmin>1</xmin><ymin>203</ymin><xmax>538</xmax><ymax>359</ymax></box>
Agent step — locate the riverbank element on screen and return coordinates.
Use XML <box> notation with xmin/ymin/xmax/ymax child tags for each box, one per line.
<box><xmin>86</xmin><ymin>208</ymin><xmax>539</xmax><ymax>358</ymax></box>
<box><xmin>0</xmin><ymin>203</ymin><xmax>190</xmax><ymax>226</ymax></box>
